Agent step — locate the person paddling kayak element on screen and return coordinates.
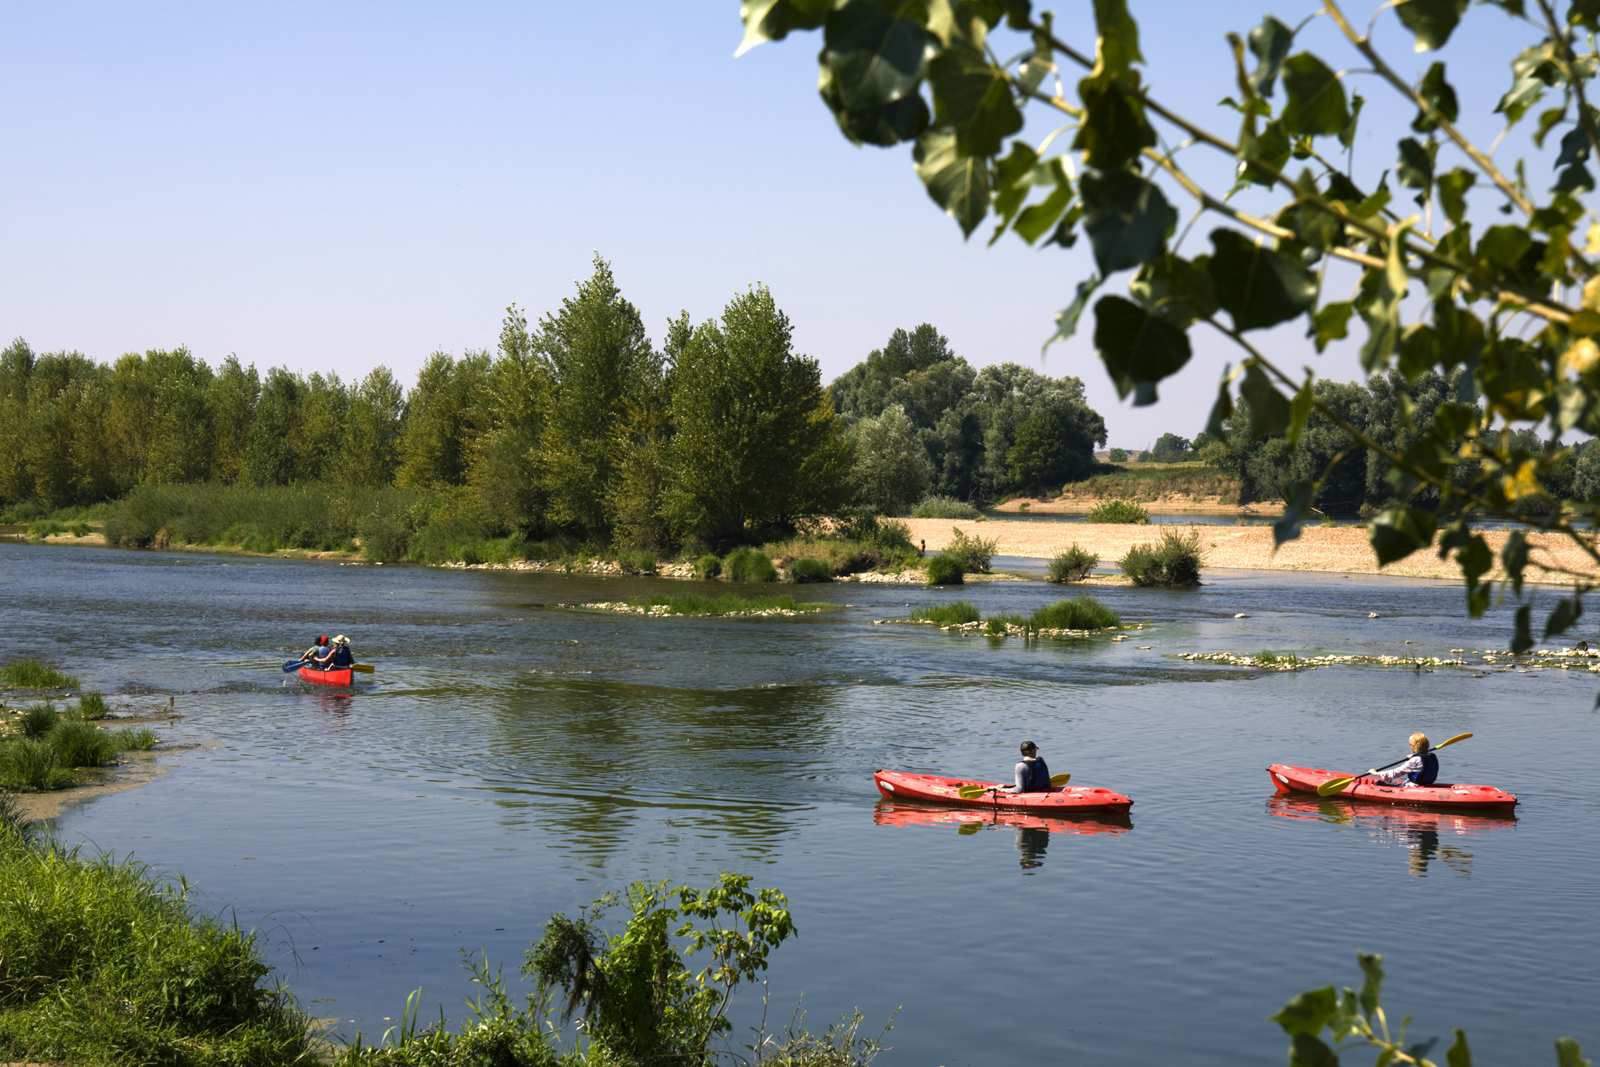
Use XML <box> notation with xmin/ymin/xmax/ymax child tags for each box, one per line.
<box><xmin>998</xmin><ymin>740</ymin><xmax>1052</xmax><ymax>793</ymax></box>
<box><xmin>1363</xmin><ymin>732</ymin><xmax>1439</xmax><ymax>788</ymax></box>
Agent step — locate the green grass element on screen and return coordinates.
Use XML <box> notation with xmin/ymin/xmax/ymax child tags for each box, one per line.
<box><xmin>984</xmin><ymin>613</ymin><xmax>1029</xmax><ymax>636</ymax></box>
<box><xmin>0</xmin><ymin>659</ymin><xmax>79</xmax><ymax>690</ymax></box>
<box><xmin>110</xmin><ymin>728</ymin><xmax>158</xmax><ymax>753</ymax></box>
<box><xmin>19</xmin><ymin>703</ymin><xmax>60</xmax><ymax>739</ymax></box>
<box><xmin>0</xmin><ymin>739</ymin><xmax>71</xmax><ymax>791</ymax></box>
<box><xmin>763</xmin><ymin>535</ymin><xmax>918</xmax><ymax>576</ymax></box>
<box><xmin>1027</xmin><ymin>597</ymin><xmax>1121</xmax><ymax>631</ymax></box>
<box><xmin>724</xmin><ymin>547</ymin><xmax>778</xmax><ymax>583</ymax></box>
<box><xmin>910</xmin><ymin>496</ymin><xmax>981</xmax><ymax>519</ymax></box>
<box><xmin>694</xmin><ymin>553</ymin><xmax>722</xmax><ymax>579</ymax></box>
<box><xmin>615</xmin><ymin>548</ymin><xmax>657</xmax><ymax>575</ymax></box>
<box><xmin>1121</xmin><ymin>529</ymin><xmax>1204</xmax><ymax>587</ymax></box>
<box><xmin>909</xmin><ymin>601</ymin><xmax>980</xmax><ymax>626</ymax></box>
<box><xmin>634</xmin><ymin>593</ymin><xmax>829</xmax><ymax>616</ymax></box>
<box><xmin>1085</xmin><ymin>499</ymin><xmax>1151</xmax><ymax>524</ymax></box>
<box><xmin>75</xmin><ymin>693</ymin><xmax>109</xmax><ymax>721</ymax></box>
<box><xmin>924</xmin><ymin>553</ymin><xmax>965</xmax><ymax>585</ymax></box>
<box><xmin>1047</xmin><ymin>544</ymin><xmax>1098</xmax><ymax>583</ymax></box>
<box><xmin>0</xmin><ymin>814</ymin><xmax>315</xmax><ymax>1064</ymax></box>
<box><xmin>44</xmin><ymin>719</ymin><xmax>117</xmax><ymax>769</ymax></box>
<box><xmin>788</xmin><ymin>557</ymin><xmax>833</xmax><ymax>583</ymax></box>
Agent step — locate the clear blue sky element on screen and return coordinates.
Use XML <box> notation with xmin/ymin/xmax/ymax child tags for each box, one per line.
<box><xmin>0</xmin><ymin>2</ymin><xmax>1547</xmax><ymax>447</ymax></box>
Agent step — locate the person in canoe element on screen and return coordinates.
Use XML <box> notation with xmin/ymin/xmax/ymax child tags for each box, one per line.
<box><xmin>997</xmin><ymin>740</ymin><xmax>1052</xmax><ymax>793</ymax></box>
<box><xmin>1364</xmin><ymin>732</ymin><xmax>1439</xmax><ymax>788</ymax></box>
<box><xmin>299</xmin><ymin>634</ymin><xmax>329</xmax><ymax>665</ymax></box>
<box><xmin>313</xmin><ymin>634</ymin><xmax>354</xmax><ymax>671</ymax></box>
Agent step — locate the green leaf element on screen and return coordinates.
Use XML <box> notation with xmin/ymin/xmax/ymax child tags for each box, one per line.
<box><xmin>1241</xmin><ymin>362</ymin><xmax>1291</xmax><ymax>438</ymax></box>
<box><xmin>1248</xmin><ymin>16</ymin><xmax>1294</xmax><ymax>97</ymax></box>
<box><xmin>1370</xmin><ymin>506</ymin><xmax>1437</xmax><ymax>566</ymax></box>
<box><xmin>818</xmin><ymin>1</ymin><xmax>934</xmax><ymax>146</ymax></box>
<box><xmin>1274</xmin><ymin>479</ymin><xmax>1314</xmax><ymax>545</ymax></box>
<box><xmin>927</xmin><ymin>41</ymin><xmax>1024</xmax><ymax>157</ymax></box>
<box><xmin>1311</xmin><ymin>302</ymin><xmax>1354</xmax><ymax>352</ymax></box>
<box><xmin>1281</xmin><ymin>54</ymin><xmax>1349</xmax><ymax>137</ymax></box>
<box><xmin>1545</xmin><ymin>595</ymin><xmax>1584</xmax><ymax>638</ymax></box>
<box><xmin>1289</xmin><ymin>1035</ymin><xmax>1340</xmax><ymax>1067</ymax></box>
<box><xmin>1286</xmin><ymin>380</ymin><xmax>1314</xmax><ymax>445</ymax></box>
<box><xmin>1207</xmin><ymin>229</ymin><xmax>1318</xmax><ymax>332</ymax></box>
<box><xmin>1497</xmin><ymin>43</ymin><xmax>1559</xmax><ymax>126</ymax></box>
<box><xmin>735</xmin><ymin>0</ymin><xmax>832</xmax><ymax>57</ymax></box>
<box><xmin>1437</xmin><ymin>168</ymin><xmax>1475</xmax><ymax>225</ymax></box>
<box><xmin>1092</xmin><ymin>295</ymin><xmax>1193</xmax><ymax>404</ymax></box>
<box><xmin>1395</xmin><ymin>0</ymin><xmax>1469</xmax><ymax>52</ymax></box>
<box><xmin>1357</xmin><ymin>953</ymin><xmax>1384</xmax><ymax>1018</ymax></box>
<box><xmin>1413</xmin><ymin>62</ymin><xmax>1459</xmax><ymax>132</ymax></box>
<box><xmin>1080</xmin><ymin>170</ymin><xmax>1177</xmax><ymax>275</ymax></box>
<box><xmin>1447</xmin><ymin>1029</ymin><xmax>1473</xmax><ymax>1067</ymax></box>
<box><xmin>1273</xmin><ymin>986</ymin><xmax>1340</xmax><ymax>1037</ymax></box>
<box><xmin>1045</xmin><ymin>275</ymin><xmax>1103</xmax><ymax>349</ymax></box>
<box><xmin>1129</xmin><ymin>253</ymin><xmax>1217</xmax><ymax>326</ymax></box>
<box><xmin>1091</xmin><ymin>0</ymin><xmax>1143</xmax><ymax>78</ymax></box>
<box><xmin>1512</xmin><ymin>603</ymin><xmax>1534</xmax><ymax>654</ymax></box>
<box><xmin>1205</xmin><ymin>367</ymin><xmax>1236</xmax><ymax>435</ymax></box>
<box><xmin>989</xmin><ymin>142</ymin><xmax>1039</xmax><ymax>243</ymax></box>
<box><xmin>1014</xmin><ymin>162</ymin><xmax>1075</xmax><ymax>244</ymax></box>
<box><xmin>1355</xmin><ymin>268</ymin><xmax>1402</xmax><ymax>372</ymax></box>
<box><xmin>1340</xmin><ymin>92</ymin><xmax>1366</xmax><ymax>150</ymax></box>
<box><xmin>913</xmin><ymin>128</ymin><xmax>989</xmax><ymax>236</ymax></box>
<box><xmin>1554</xmin><ymin>1037</ymin><xmax>1592</xmax><ymax>1067</ymax></box>
<box><xmin>1397</xmin><ymin>137</ymin><xmax>1436</xmax><ymax>196</ymax></box>
<box><xmin>1074</xmin><ymin>73</ymin><xmax>1156</xmax><ymax>170</ymax></box>
<box><xmin>1238</xmin><ymin>120</ymin><xmax>1291</xmax><ymax>188</ymax></box>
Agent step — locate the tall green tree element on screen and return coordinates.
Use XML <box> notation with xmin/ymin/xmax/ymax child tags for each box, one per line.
<box><xmin>244</xmin><ymin>368</ymin><xmax>304</xmax><ymax>486</ymax></box>
<box><xmin>536</xmin><ymin>257</ymin><xmax>658</xmax><ymax>535</ymax></box>
<box><xmin>469</xmin><ymin>306</ymin><xmax>550</xmax><ymax>532</ymax></box>
<box><xmin>395</xmin><ymin>351</ymin><xmax>490</xmax><ymax>488</ymax></box>
<box><xmin>343</xmin><ymin>367</ymin><xmax>405</xmax><ymax>487</ymax></box>
<box><xmin>665</xmin><ymin>287</ymin><xmax>851</xmax><ymax>544</ymax></box>
<box><xmin>296</xmin><ymin>372</ymin><xmax>349</xmax><ymax>471</ymax></box>
<box><xmin>605</xmin><ymin>312</ymin><xmax>687</xmax><ymax>551</ymax></box>
<box><xmin>849</xmin><ymin>405</ymin><xmax>932</xmax><ymax>513</ymax></box>
<box><xmin>0</xmin><ymin>340</ymin><xmax>37</xmax><ymax>506</ymax></box>
<box><xmin>208</xmin><ymin>356</ymin><xmax>260</xmax><ymax>484</ymax></box>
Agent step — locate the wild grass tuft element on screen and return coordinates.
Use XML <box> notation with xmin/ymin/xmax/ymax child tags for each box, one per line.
<box><xmin>74</xmin><ymin>692</ymin><xmax>109</xmax><ymax>720</ymax></box>
<box><xmin>20</xmin><ymin>703</ymin><xmax>60</xmax><ymax>740</ymax></box>
<box><xmin>1120</xmin><ymin>529</ymin><xmax>1204</xmax><ymax>587</ymax></box>
<box><xmin>984</xmin><ymin>613</ymin><xmax>1029</xmax><ymax>637</ymax></box>
<box><xmin>1027</xmin><ymin>597</ymin><xmax>1121</xmax><ymax>631</ymax></box>
<box><xmin>0</xmin><ymin>739</ymin><xmax>70</xmax><ymax>791</ymax></box>
<box><xmin>694</xmin><ymin>553</ymin><xmax>722</xmax><ymax>579</ymax></box>
<box><xmin>616</xmin><ymin>548</ymin><xmax>657</xmax><ymax>575</ymax></box>
<box><xmin>909</xmin><ymin>601</ymin><xmax>980</xmax><ymax>626</ymax></box>
<box><xmin>45</xmin><ymin>719</ymin><xmax>117</xmax><ymax>769</ymax></box>
<box><xmin>0</xmin><ymin>791</ymin><xmax>38</xmax><ymax>847</ymax></box>
<box><xmin>1086</xmin><ymin>499</ymin><xmax>1151</xmax><ymax>524</ymax></box>
<box><xmin>1047</xmin><ymin>545</ymin><xmax>1098</xmax><ymax>583</ymax></box>
<box><xmin>788</xmin><ymin>557</ymin><xmax>833</xmax><ymax>583</ymax></box>
<box><xmin>911</xmin><ymin>496</ymin><xmax>981</xmax><ymax>519</ymax></box>
<box><xmin>924</xmin><ymin>554</ymin><xmax>964</xmax><ymax>585</ymax></box>
<box><xmin>0</xmin><ymin>659</ymin><xmax>79</xmax><ymax>690</ymax></box>
<box><xmin>110</xmin><ymin>728</ymin><xmax>158</xmax><ymax>753</ymax></box>
<box><xmin>635</xmin><ymin>594</ymin><xmax>828</xmax><ymax>616</ymax></box>
<box><xmin>724</xmin><ymin>547</ymin><xmax>778</xmax><ymax>583</ymax></box>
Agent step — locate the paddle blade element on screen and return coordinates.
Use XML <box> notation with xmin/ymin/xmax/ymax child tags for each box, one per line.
<box><xmin>1050</xmin><ymin>772</ymin><xmax>1071</xmax><ymax>787</ymax></box>
<box><xmin>957</xmin><ymin>822</ymin><xmax>982</xmax><ymax>836</ymax></box>
<box><xmin>957</xmin><ymin>785</ymin><xmax>993</xmax><ymax>800</ymax></box>
<box><xmin>1434</xmin><ymin>731</ymin><xmax>1472</xmax><ymax>750</ymax></box>
<box><xmin>351</xmin><ymin>663</ymin><xmax>375</xmax><ymax>673</ymax></box>
<box><xmin>282</xmin><ymin>660</ymin><xmax>302</xmax><ymax>673</ymax></box>
<box><xmin>1316</xmin><ymin>775</ymin><xmax>1358</xmax><ymax>797</ymax></box>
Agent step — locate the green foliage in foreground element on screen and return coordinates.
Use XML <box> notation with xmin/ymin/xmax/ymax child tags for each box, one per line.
<box><xmin>924</xmin><ymin>554</ymin><xmax>964</xmax><ymax>585</ymax></box>
<box><xmin>1085</xmin><ymin>499</ymin><xmax>1151</xmax><ymax>525</ymax></box>
<box><xmin>1047</xmin><ymin>545</ymin><xmax>1098</xmax><ymax>583</ymax></box>
<box><xmin>0</xmin><ymin>805</ymin><xmax>314</xmax><ymax>1065</ymax></box>
<box><xmin>1275</xmin><ymin>954</ymin><xmax>1586</xmax><ymax>1067</ymax></box>
<box><xmin>634</xmin><ymin>594</ymin><xmax>828</xmax><ymax>617</ymax></box>
<box><xmin>1027</xmin><ymin>598</ymin><xmax>1121</xmax><ymax>632</ymax></box>
<box><xmin>911</xmin><ymin>495</ymin><xmax>980</xmax><ymax>519</ymax></box>
<box><xmin>337</xmin><ymin>874</ymin><xmax>883</xmax><ymax>1067</ymax></box>
<box><xmin>724</xmin><ymin>547</ymin><xmax>778</xmax><ymax>583</ymax></box>
<box><xmin>910</xmin><ymin>601</ymin><xmax>980</xmax><ymax>626</ymax></box>
<box><xmin>1121</xmin><ymin>530</ymin><xmax>1204</xmax><ymax>588</ymax></box>
<box><xmin>0</xmin><ymin>659</ymin><xmax>78</xmax><ymax>690</ymax></box>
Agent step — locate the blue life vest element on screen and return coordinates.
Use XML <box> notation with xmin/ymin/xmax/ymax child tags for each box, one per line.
<box><xmin>1408</xmin><ymin>752</ymin><xmax>1439</xmax><ymax>786</ymax></box>
<box><xmin>1020</xmin><ymin>757</ymin><xmax>1052</xmax><ymax>792</ymax></box>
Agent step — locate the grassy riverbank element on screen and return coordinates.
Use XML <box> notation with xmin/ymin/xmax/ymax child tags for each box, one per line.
<box><xmin>994</xmin><ymin>461</ymin><xmax>1249</xmax><ymax>515</ymax></box>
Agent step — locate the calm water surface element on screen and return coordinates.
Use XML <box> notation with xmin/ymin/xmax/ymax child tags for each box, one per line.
<box><xmin>2</xmin><ymin>542</ymin><xmax>1596</xmax><ymax>1064</ymax></box>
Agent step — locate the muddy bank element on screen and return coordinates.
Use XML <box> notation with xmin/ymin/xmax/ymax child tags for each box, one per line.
<box><xmin>901</xmin><ymin>518</ymin><xmax>1600</xmax><ymax>584</ymax></box>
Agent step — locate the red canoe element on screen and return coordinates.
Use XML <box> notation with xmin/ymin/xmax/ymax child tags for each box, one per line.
<box><xmin>1267</xmin><ymin>763</ymin><xmax>1517</xmax><ymax>811</ymax></box>
<box><xmin>297</xmin><ymin>665</ymin><xmax>354</xmax><ymax>688</ymax></box>
<box><xmin>872</xmin><ymin>769</ymin><xmax>1133</xmax><ymax>814</ymax></box>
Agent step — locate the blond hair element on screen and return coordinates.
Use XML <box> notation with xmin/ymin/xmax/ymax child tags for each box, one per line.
<box><xmin>1409</xmin><ymin>732</ymin><xmax>1430</xmax><ymax>754</ymax></box>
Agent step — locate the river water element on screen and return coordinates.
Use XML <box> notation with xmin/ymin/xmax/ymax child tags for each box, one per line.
<box><xmin>2</xmin><ymin>542</ymin><xmax>1596</xmax><ymax>1064</ymax></box>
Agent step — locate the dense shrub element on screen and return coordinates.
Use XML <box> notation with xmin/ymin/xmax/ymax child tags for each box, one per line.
<box><xmin>20</xmin><ymin>704</ymin><xmax>59</xmax><ymax>740</ymax></box>
<box><xmin>911</xmin><ymin>496</ymin><xmax>981</xmax><ymax>519</ymax></box>
<box><xmin>1047</xmin><ymin>545</ymin><xmax>1098</xmax><ymax>583</ymax></box>
<box><xmin>910</xmin><ymin>601</ymin><xmax>979</xmax><ymax>626</ymax></box>
<box><xmin>789</xmin><ymin>557</ymin><xmax>833</xmax><ymax>583</ymax></box>
<box><xmin>616</xmin><ymin>548</ymin><xmax>657</xmax><ymax>575</ymax></box>
<box><xmin>924</xmin><ymin>554</ymin><xmax>964</xmax><ymax>585</ymax></box>
<box><xmin>694</xmin><ymin>553</ymin><xmax>722</xmax><ymax>579</ymax></box>
<box><xmin>1027</xmin><ymin>597</ymin><xmax>1121</xmax><ymax>631</ymax></box>
<box><xmin>45</xmin><ymin>719</ymin><xmax>116</xmax><ymax>769</ymax></box>
<box><xmin>943</xmin><ymin>527</ymin><xmax>996</xmax><ymax>573</ymax></box>
<box><xmin>0</xmin><ymin>740</ymin><xmax>68</xmax><ymax>791</ymax></box>
<box><xmin>724</xmin><ymin>547</ymin><xmax>778</xmax><ymax>583</ymax></box>
<box><xmin>1121</xmin><ymin>529</ymin><xmax>1204</xmax><ymax>587</ymax></box>
<box><xmin>1086</xmin><ymin>499</ymin><xmax>1150</xmax><ymax>524</ymax></box>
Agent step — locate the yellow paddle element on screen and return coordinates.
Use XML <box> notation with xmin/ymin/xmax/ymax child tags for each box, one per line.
<box><xmin>351</xmin><ymin>663</ymin><xmax>375</xmax><ymax>674</ymax></box>
<box><xmin>958</xmin><ymin>772</ymin><xmax>1070</xmax><ymax>800</ymax></box>
<box><xmin>1316</xmin><ymin>732</ymin><xmax>1472</xmax><ymax>797</ymax></box>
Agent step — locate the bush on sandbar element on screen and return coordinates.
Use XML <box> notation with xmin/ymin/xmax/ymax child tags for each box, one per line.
<box><xmin>924</xmin><ymin>554</ymin><xmax>964</xmax><ymax>586</ymax></box>
<box><xmin>788</xmin><ymin>557</ymin><xmax>833</xmax><ymax>583</ymax></box>
<box><xmin>911</xmin><ymin>496</ymin><xmax>980</xmax><ymax>519</ymax></box>
<box><xmin>694</xmin><ymin>553</ymin><xmax>722</xmax><ymax>579</ymax></box>
<box><xmin>1121</xmin><ymin>529</ymin><xmax>1203</xmax><ymax>587</ymax></box>
<box><xmin>910</xmin><ymin>601</ymin><xmax>980</xmax><ymax>626</ymax></box>
<box><xmin>1047</xmin><ymin>545</ymin><xmax>1098</xmax><ymax>583</ymax></box>
<box><xmin>1086</xmin><ymin>499</ymin><xmax>1150</xmax><ymax>524</ymax></box>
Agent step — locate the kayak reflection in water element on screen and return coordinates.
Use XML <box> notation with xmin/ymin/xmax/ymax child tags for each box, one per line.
<box><xmin>1015</xmin><ymin>825</ymin><xmax>1049</xmax><ymax>871</ymax></box>
<box><xmin>997</xmin><ymin>740</ymin><xmax>1052</xmax><ymax>793</ymax></box>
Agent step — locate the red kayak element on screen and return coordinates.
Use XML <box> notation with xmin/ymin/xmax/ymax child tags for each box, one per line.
<box><xmin>1267</xmin><ymin>763</ymin><xmax>1517</xmax><ymax>811</ymax></box>
<box><xmin>297</xmin><ymin>665</ymin><xmax>354</xmax><ymax>688</ymax></box>
<box><xmin>872</xmin><ymin>769</ymin><xmax>1133</xmax><ymax>814</ymax></box>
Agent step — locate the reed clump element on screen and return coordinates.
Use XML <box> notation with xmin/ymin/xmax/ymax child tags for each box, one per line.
<box><xmin>0</xmin><ymin>660</ymin><xmax>79</xmax><ymax>690</ymax></box>
<box><xmin>909</xmin><ymin>601</ymin><xmax>981</xmax><ymax>626</ymax></box>
<box><xmin>1120</xmin><ymin>529</ymin><xmax>1204</xmax><ymax>587</ymax></box>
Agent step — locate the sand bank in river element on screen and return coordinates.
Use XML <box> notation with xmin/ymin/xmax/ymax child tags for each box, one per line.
<box><xmin>902</xmin><ymin>518</ymin><xmax>1600</xmax><ymax>584</ymax></box>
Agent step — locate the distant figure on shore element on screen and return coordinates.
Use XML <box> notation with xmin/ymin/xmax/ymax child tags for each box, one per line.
<box><xmin>1365</xmin><ymin>733</ymin><xmax>1438</xmax><ymax>788</ymax></box>
<box><xmin>919</xmin><ymin>538</ymin><xmax>926</xmax><ymax>558</ymax></box>
<box><xmin>997</xmin><ymin>740</ymin><xmax>1052</xmax><ymax>793</ymax></box>
<box><xmin>314</xmin><ymin>634</ymin><xmax>354</xmax><ymax>670</ymax></box>
<box><xmin>299</xmin><ymin>634</ymin><xmax>329</xmax><ymax>664</ymax></box>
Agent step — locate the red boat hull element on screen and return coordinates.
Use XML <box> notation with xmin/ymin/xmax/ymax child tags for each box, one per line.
<box><xmin>872</xmin><ymin>769</ymin><xmax>1133</xmax><ymax>814</ymax></box>
<box><xmin>297</xmin><ymin>665</ymin><xmax>354</xmax><ymax>688</ymax></box>
<box><xmin>873</xmin><ymin>799</ymin><xmax>1131</xmax><ymax>834</ymax></box>
<box><xmin>1267</xmin><ymin>763</ymin><xmax>1516</xmax><ymax>810</ymax></box>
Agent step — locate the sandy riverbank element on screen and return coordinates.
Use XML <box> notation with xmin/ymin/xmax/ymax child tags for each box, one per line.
<box><xmin>902</xmin><ymin>518</ymin><xmax>1600</xmax><ymax>584</ymax></box>
<box><xmin>990</xmin><ymin>496</ymin><xmax>1282</xmax><ymax>517</ymax></box>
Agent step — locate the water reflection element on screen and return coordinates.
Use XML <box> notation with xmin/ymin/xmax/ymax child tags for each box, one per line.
<box><xmin>1267</xmin><ymin>796</ymin><xmax>1515</xmax><ymax>877</ymax></box>
<box><xmin>873</xmin><ymin>800</ymin><xmax>1131</xmax><ymax>872</ymax></box>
